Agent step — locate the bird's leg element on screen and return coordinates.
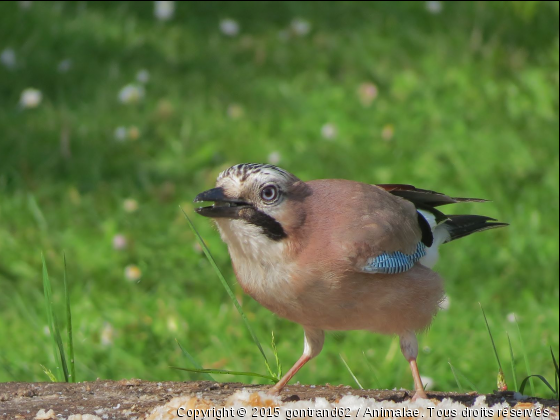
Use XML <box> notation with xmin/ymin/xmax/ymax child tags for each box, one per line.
<box><xmin>269</xmin><ymin>328</ymin><xmax>324</xmax><ymax>395</ymax></box>
<box><xmin>399</xmin><ymin>331</ymin><xmax>428</xmax><ymax>400</ymax></box>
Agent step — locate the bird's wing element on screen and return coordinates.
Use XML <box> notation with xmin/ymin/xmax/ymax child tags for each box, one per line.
<box><xmin>375</xmin><ymin>183</ymin><xmax>487</xmax><ymax>224</ymax></box>
<box><xmin>375</xmin><ymin>184</ymin><xmax>487</xmax><ymax>208</ymax></box>
<box><xmin>352</xmin><ymin>192</ymin><xmax>427</xmax><ymax>273</ymax></box>
<box><xmin>354</xmin><ymin>185</ymin><xmax>463</xmax><ymax>274</ymax></box>
<box><xmin>306</xmin><ymin>181</ymin><xmax>427</xmax><ymax>275</ymax></box>
<box><xmin>361</xmin><ymin>242</ymin><xmax>428</xmax><ymax>274</ymax></box>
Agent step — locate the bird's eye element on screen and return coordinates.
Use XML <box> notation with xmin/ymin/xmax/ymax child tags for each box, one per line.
<box><xmin>260</xmin><ymin>185</ymin><xmax>279</xmax><ymax>203</ymax></box>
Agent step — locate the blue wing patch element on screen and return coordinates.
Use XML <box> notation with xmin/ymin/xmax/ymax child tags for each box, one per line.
<box><xmin>363</xmin><ymin>242</ymin><xmax>427</xmax><ymax>274</ymax></box>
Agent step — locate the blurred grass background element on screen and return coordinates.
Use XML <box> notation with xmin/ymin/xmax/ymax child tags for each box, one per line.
<box><xmin>0</xmin><ymin>1</ymin><xmax>558</xmax><ymax>396</ymax></box>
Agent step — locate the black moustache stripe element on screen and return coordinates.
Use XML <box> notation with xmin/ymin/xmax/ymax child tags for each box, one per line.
<box><xmin>239</xmin><ymin>207</ymin><xmax>287</xmax><ymax>241</ymax></box>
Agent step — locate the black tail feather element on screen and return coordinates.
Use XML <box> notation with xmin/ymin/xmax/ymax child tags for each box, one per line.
<box><xmin>444</xmin><ymin>215</ymin><xmax>509</xmax><ymax>242</ymax></box>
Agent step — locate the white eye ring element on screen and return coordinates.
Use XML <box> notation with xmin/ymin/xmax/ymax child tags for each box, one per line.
<box><xmin>260</xmin><ymin>185</ymin><xmax>279</xmax><ymax>202</ymax></box>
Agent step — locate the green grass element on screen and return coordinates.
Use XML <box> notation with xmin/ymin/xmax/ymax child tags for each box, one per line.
<box><xmin>41</xmin><ymin>254</ymin><xmax>70</xmax><ymax>382</ymax></box>
<box><xmin>177</xmin><ymin>210</ymin><xmax>281</xmax><ymax>382</ymax></box>
<box><xmin>0</xmin><ymin>1</ymin><xmax>558</xmax><ymax>397</ymax></box>
<box><xmin>507</xmin><ymin>332</ymin><xmax>519</xmax><ymax>392</ymax></box>
<box><xmin>480</xmin><ymin>303</ymin><xmax>507</xmax><ymax>391</ymax></box>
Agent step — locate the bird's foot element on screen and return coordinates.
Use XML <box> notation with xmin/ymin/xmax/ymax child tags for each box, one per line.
<box><xmin>267</xmin><ymin>385</ymin><xmax>282</xmax><ymax>396</ymax></box>
<box><xmin>411</xmin><ymin>389</ymin><xmax>428</xmax><ymax>401</ymax></box>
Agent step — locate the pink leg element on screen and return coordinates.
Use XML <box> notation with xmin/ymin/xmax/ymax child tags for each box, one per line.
<box><xmin>269</xmin><ymin>328</ymin><xmax>324</xmax><ymax>395</ymax></box>
<box><xmin>400</xmin><ymin>332</ymin><xmax>428</xmax><ymax>400</ymax></box>
<box><xmin>409</xmin><ymin>359</ymin><xmax>428</xmax><ymax>400</ymax></box>
<box><xmin>269</xmin><ymin>353</ymin><xmax>311</xmax><ymax>394</ymax></box>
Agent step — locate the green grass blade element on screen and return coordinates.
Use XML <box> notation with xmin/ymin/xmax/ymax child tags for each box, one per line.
<box><xmin>175</xmin><ymin>338</ymin><xmax>214</xmax><ymax>381</ymax></box>
<box><xmin>171</xmin><ymin>366</ymin><xmax>276</xmax><ymax>382</ymax></box>
<box><xmin>181</xmin><ymin>209</ymin><xmax>272</xmax><ymax>375</ymax></box>
<box><xmin>514</xmin><ymin>314</ymin><xmax>535</xmax><ymax>396</ymax></box>
<box><xmin>63</xmin><ymin>255</ymin><xmax>75</xmax><ymax>383</ymax></box>
<box><xmin>42</xmin><ymin>254</ymin><xmax>59</xmax><ymax>381</ymax></box>
<box><xmin>551</xmin><ymin>347</ymin><xmax>559</xmax><ymax>376</ymax></box>
<box><xmin>40</xmin><ymin>364</ymin><xmax>57</xmax><ymax>382</ymax></box>
<box><xmin>448</xmin><ymin>359</ymin><xmax>478</xmax><ymax>391</ymax></box>
<box><xmin>271</xmin><ymin>332</ymin><xmax>282</xmax><ymax>379</ymax></box>
<box><xmin>362</xmin><ymin>352</ymin><xmax>380</xmax><ymax>388</ymax></box>
<box><xmin>479</xmin><ymin>303</ymin><xmax>503</xmax><ymax>372</ymax></box>
<box><xmin>42</xmin><ymin>254</ymin><xmax>69</xmax><ymax>382</ymax></box>
<box><xmin>519</xmin><ymin>375</ymin><xmax>556</xmax><ymax>396</ymax></box>
<box><xmin>52</xmin><ymin>314</ymin><xmax>69</xmax><ymax>382</ymax></box>
<box><xmin>550</xmin><ymin>347</ymin><xmax>559</xmax><ymax>387</ymax></box>
<box><xmin>550</xmin><ymin>347</ymin><xmax>559</xmax><ymax>399</ymax></box>
<box><xmin>448</xmin><ymin>360</ymin><xmax>464</xmax><ymax>392</ymax></box>
<box><xmin>339</xmin><ymin>354</ymin><xmax>363</xmax><ymax>389</ymax></box>
<box><xmin>507</xmin><ymin>332</ymin><xmax>518</xmax><ymax>392</ymax></box>
<box><xmin>28</xmin><ymin>194</ymin><xmax>48</xmax><ymax>231</ymax></box>
<box><xmin>479</xmin><ymin>303</ymin><xmax>508</xmax><ymax>391</ymax></box>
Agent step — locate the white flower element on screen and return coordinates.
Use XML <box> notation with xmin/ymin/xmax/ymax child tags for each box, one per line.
<box><xmin>426</xmin><ymin>1</ymin><xmax>443</xmax><ymax>14</ymax></box>
<box><xmin>321</xmin><ymin>123</ymin><xmax>337</xmax><ymax>140</ymax></box>
<box><xmin>124</xmin><ymin>265</ymin><xmax>142</xmax><ymax>282</ymax></box>
<box><xmin>112</xmin><ymin>234</ymin><xmax>127</xmax><ymax>250</ymax></box>
<box><xmin>57</xmin><ymin>59</ymin><xmax>72</xmax><ymax>73</ymax></box>
<box><xmin>1</xmin><ymin>48</ymin><xmax>16</xmax><ymax>69</ymax></box>
<box><xmin>167</xmin><ymin>316</ymin><xmax>178</xmax><ymax>332</ymax></box>
<box><xmin>114</xmin><ymin>126</ymin><xmax>127</xmax><ymax>142</ymax></box>
<box><xmin>220</xmin><ymin>18</ymin><xmax>240</xmax><ymax>37</ymax></box>
<box><xmin>20</xmin><ymin>88</ymin><xmax>42</xmax><ymax>109</ymax></box>
<box><xmin>114</xmin><ymin>126</ymin><xmax>140</xmax><ymax>141</ymax></box>
<box><xmin>118</xmin><ymin>84</ymin><xmax>144</xmax><ymax>104</ymax></box>
<box><xmin>420</xmin><ymin>376</ymin><xmax>435</xmax><ymax>390</ymax></box>
<box><xmin>154</xmin><ymin>1</ymin><xmax>175</xmax><ymax>21</ymax></box>
<box><xmin>136</xmin><ymin>69</ymin><xmax>150</xmax><ymax>84</ymax></box>
<box><xmin>268</xmin><ymin>151</ymin><xmax>281</xmax><ymax>165</ymax></box>
<box><xmin>291</xmin><ymin>18</ymin><xmax>311</xmax><ymax>36</ymax></box>
<box><xmin>101</xmin><ymin>322</ymin><xmax>114</xmax><ymax>346</ymax></box>
<box><xmin>507</xmin><ymin>312</ymin><xmax>517</xmax><ymax>323</ymax></box>
<box><xmin>123</xmin><ymin>198</ymin><xmax>139</xmax><ymax>213</ymax></box>
<box><xmin>19</xmin><ymin>1</ymin><xmax>32</xmax><ymax>10</ymax></box>
<box><xmin>440</xmin><ymin>294</ymin><xmax>451</xmax><ymax>311</ymax></box>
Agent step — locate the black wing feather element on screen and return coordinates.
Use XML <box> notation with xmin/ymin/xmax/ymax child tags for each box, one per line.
<box><xmin>377</xmin><ymin>184</ymin><xmax>508</xmax><ymax>242</ymax></box>
<box><xmin>376</xmin><ymin>184</ymin><xmax>488</xmax><ymax>207</ymax></box>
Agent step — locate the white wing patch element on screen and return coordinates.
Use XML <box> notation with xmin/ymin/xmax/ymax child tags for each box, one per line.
<box><xmin>417</xmin><ymin>210</ymin><xmax>451</xmax><ymax>269</ymax></box>
<box><xmin>417</xmin><ymin>209</ymin><xmax>438</xmax><ymax>229</ymax></box>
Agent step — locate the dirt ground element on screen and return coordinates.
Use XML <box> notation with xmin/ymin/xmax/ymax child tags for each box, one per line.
<box><xmin>0</xmin><ymin>380</ymin><xmax>558</xmax><ymax>420</ymax></box>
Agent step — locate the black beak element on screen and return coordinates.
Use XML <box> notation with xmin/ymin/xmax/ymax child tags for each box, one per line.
<box><xmin>193</xmin><ymin>187</ymin><xmax>251</xmax><ymax>218</ymax></box>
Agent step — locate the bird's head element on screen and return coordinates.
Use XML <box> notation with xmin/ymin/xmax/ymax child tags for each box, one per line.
<box><xmin>194</xmin><ymin>163</ymin><xmax>311</xmax><ymax>242</ymax></box>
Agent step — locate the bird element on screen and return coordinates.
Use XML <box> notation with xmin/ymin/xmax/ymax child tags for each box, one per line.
<box><xmin>193</xmin><ymin>163</ymin><xmax>507</xmax><ymax>399</ymax></box>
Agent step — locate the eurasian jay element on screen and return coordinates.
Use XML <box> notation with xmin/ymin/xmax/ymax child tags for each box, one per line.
<box><xmin>194</xmin><ymin>163</ymin><xmax>507</xmax><ymax>399</ymax></box>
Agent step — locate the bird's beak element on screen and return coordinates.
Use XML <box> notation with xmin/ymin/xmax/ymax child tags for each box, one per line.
<box><xmin>193</xmin><ymin>187</ymin><xmax>251</xmax><ymax>219</ymax></box>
